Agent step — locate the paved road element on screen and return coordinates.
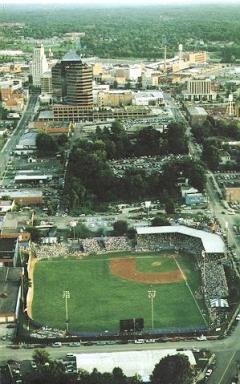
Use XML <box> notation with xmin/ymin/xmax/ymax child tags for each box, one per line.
<box><xmin>0</xmin><ymin>94</ymin><xmax>38</xmax><ymax>183</ymax></box>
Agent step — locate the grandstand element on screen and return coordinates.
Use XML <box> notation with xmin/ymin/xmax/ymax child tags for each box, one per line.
<box><xmin>136</xmin><ymin>226</ymin><xmax>228</xmax><ymax>306</ymax></box>
<box><xmin>136</xmin><ymin>226</ymin><xmax>225</xmax><ymax>256</ymax></box>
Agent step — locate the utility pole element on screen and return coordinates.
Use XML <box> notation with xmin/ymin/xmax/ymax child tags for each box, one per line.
<box><xmin>63</xmin><ymin>290</ymin><xmax>70</xmax><ymax>332</ymax></box>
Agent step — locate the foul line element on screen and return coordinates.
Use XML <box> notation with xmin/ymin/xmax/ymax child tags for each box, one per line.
<box><xmin>174</xmin><ymin>257</ymin><xmax>208</xmax><ymax>326</ymax></box>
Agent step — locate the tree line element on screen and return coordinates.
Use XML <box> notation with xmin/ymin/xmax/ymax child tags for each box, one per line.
<box><xmin>192</xmin><ymin>117</ymin><xmax>240</xmax><ymax>170</ymax></box>
<box><xmin>2</xmin><ymin>5</ymin><xmax>240</xmax><ymax>60</ymax></box>
<box><xmin>64</xmin><ymin>121</ymin><xmax>205</xmax><ymax>211</ymax></box>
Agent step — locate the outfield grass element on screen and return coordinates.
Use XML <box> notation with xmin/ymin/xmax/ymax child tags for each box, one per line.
<box><xmin>32</xmin><ymin>252</ymin><xmax>207</xmax><ymax>332</ymax></box>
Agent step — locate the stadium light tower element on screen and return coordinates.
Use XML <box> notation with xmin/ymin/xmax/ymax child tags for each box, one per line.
<box><xmin>63</xmin><ymin>290</ymin><xmax>70</xmax><ymax>332</ymax></box>
<box><xmin>148</xmin><ymin>286</ymin><xmax>156</xmax><ymax>329</ymax></box>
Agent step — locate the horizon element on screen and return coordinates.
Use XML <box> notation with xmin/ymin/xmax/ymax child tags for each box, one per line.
<box><xmin>3</xmin><ymin>0</ymin><xmax>240</xmax><ymax>6</ymax></box>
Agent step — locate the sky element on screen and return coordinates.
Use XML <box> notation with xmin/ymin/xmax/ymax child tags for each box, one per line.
<box><xmin>4</xmin><ymin>0</ymin><xmax>240</xmax><ymax>5</ymax></box>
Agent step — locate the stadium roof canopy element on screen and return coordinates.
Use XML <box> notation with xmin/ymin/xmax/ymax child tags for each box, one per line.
<box><xmin>136</xmin><ymin>225</ymin><xmax>225</xmax><ymax>254</ymax></box>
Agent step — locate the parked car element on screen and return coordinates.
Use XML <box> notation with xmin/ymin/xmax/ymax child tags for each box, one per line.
<box><xmin>205</xmin><ymin>368</ymin><xmax>213</xmax><ymax>377</ymax></box>
<box><xmin>52</xmin><ymin>342</ymin><xmax>62</xmax><ymax>348</ymax></box>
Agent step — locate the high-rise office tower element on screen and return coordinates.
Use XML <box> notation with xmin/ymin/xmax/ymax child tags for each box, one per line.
<box><xmin>52</xmin><ymin>51</ymin><xmax>93</xmax><ymax>106</ymax></box>
<box><xmin>32</xmin><ymin>44</ymin><xmax>48</xmax><ymax>87</ymax></box>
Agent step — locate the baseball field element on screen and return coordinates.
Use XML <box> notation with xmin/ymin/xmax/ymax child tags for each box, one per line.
<box><xmin>32</xmin><ymin>251</ymin><xmax>208</xmax><ymax>332</ymax></box>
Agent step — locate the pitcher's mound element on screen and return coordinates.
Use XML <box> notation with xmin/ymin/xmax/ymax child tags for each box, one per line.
<box><xmin>152</xmin><ymin>261</ymin><xmax>162</xmax><ymax>267</ymax></box>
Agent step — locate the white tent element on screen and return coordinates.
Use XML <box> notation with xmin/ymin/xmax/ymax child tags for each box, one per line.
<box><xmin>210</xmin><ymin>298</ymin><xmax>229</xmax><ymax>308</ymax></box>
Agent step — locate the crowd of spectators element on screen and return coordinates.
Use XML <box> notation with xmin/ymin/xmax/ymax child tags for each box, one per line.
<box><xmin>33</xmin><ymin>243</ymin><xmax>71</xmax><ymax>259</ymax></box>
<box><xmin>82</xmin><ymin>238</ymin><xmax>102</xmax><ymax>254</ymax></box>
<box><xmin>201</xmin><ymin>260</ymin><xmax>229</xmax><ymax>300</ymax></box>
<box><xmin>136</xmin><ymin>232</ymin><xmax>229</xmax><ymax>307</ymax></box>
<box><xmin>104</xmin><ymin>236</ymin><xmax>131</xmax><ymax>251</ymax></box>
<box><xmin>109</xmin><ymin>154</ymin><xmax>186</xmax><ymax>177</ymax></box>
<box><xmin>137</xmin><ymin>233</ymin><xmax>204</xmax><ymax>258</ymax></box>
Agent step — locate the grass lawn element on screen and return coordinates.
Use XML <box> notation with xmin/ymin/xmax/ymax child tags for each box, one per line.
<box><xmin>32</xmin><ymin>252</ymin><xmax>206</xmax><ymax>332</ymax></box>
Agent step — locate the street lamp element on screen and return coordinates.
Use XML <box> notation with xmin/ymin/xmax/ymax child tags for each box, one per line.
<box><xmin>144</xmin><ymin>201</ymin><xmax>151</xmax><ymax>220</ymax></box>
<box><xmin>225</xmin><ymin>221</ymin><xmax>229</xmax><ymax>245</ymax></box>
<box><xmin>148</xmin><ymin>286</ymin><xmax>156</xmax><ymax>329</ymax></box>
<box><xmin>63</xmin><ymin>290</ymin><xmax>70</xmax><ymax>332</ymax></box>
<box><xmin>70</xmin><ymin>221</ymin><xmax>77</xmax><ymax>242</ymax></box>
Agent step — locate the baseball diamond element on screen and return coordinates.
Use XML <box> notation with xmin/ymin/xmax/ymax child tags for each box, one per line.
<box><xmin>31</xmin><ymin>250</ymin><xmax>207</xmax><ymax>332</ymax></box>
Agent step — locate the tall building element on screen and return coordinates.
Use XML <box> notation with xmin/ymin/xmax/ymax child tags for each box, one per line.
<box><xmin>188</xmin><ymin>79</ymin><xmax>211</xmax><ymax>95</ymax></box>
<box><xmin>52</xmin><ymin>51</ymin><xmax>93</xmax><ymax>106</ymax></box>
<box><xmin>184</xmin><ymin>51</ymin><xmax>207</xmax><ymax>65</ymax></box>
<box><xmin>41</xmin><ymin>71</ymin><xmax>52</xmax><ymax>95</ymax></box>
<box><xmin>183</xmin><ymin>79</ymin><xmax>216</xmax><ymax>101</ymax></box>
<box><xmin>32</xmin><ymin>44</ymin><xmax>48</xmax><ymax>87</ymax></box>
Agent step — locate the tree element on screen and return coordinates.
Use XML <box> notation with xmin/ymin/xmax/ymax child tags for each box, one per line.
<box><xmin>74</xmin><ymin>222</ymin><xmax>92</xmax><ymax>239</ymax></box>
<box><xmin>202</xmin><ymin>144</ymin><xmax>220</xmax><ymax>171</ymax></box>
<box><xmin>112</xmin><ymin>367</ymin><xmax>127</xmax><ymax>384</ymax></box>
<box><xmin>36</xmin><ymin>132</ymin><xmax>58</xmax><ymax>154</ymax></box>
<box><xmin>166</xmin><ymin>123</ymin><xmax>188</xmax><ymax>155</ymax></box>
<box><xmin>151</xmin><ymin>215</ymin><xmax>169</xmax><ymax>227</ymax></box>
<box><xmin>23</xmin><ymin>275</ymin><xmax>32</xmax><ymax>293</ymax></box>
<box><xmin>25</xmin><ymin>226</ymin><xmax>41</xmax><ymax>243</ymax></box>
<box><xmin>150</xmin><ymin>354</ymin><xmax>193</xmax><ymax>384</ymax></box>
<box><xmin>111</xmin><ymin>120</ymin><xmax>124</xmax><ymax>135</ymax></box>
<box><xmin>136</xmin><ymin>128</ymin><xmax>161</xmax><ymax>156</ymax></box>
<box><xmin>113</xmin><ymin>220</ymin><xmax>128</xmax><ymax>236</ymax></box>
<box><xmin>165</xmin><ymin>199</ymin><xmax>175</xmax><ymax>215</ymax></box>
<box><xmin>33</xmin><ymin>349</ymin><xmax>51</xmax><ymax>366</ymax></box>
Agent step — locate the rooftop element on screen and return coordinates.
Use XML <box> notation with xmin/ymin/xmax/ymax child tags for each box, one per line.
<box><xmin>0</xmin><ymin>237</ymin><xmax>17</xmax><ymax>253</ymax></box>
<box><xmin>0</xmin><ymin>267</ymin><xmax>22</xmax><ymax>315</ymax></box>
<box><xmin>62</xmin><ymin>50</ymin><xmax>81</xmax><ymax>62</ymax></box>
<box><xmin>187</xmin><ymin>106</ymin><xmax>208</xmax><ymax>116</ymax></box>
<box><xmin>2</xmin><ymin>211</ymin><xmax>32</xmax><ymax>231</ymax></box>
<box><xmin>0</xmin><ymin>190</ymin><xmax>43</xmax><ymax>199</ymax></box>
<box><xmin>136</xmin><ymin>225</ymin><xmax>225</xmax><ymax>254</ymax></box>
<box><xmin>74</xmin><ymin>350</ymin><xmax>196</xmax><ymax>382</ymax></box>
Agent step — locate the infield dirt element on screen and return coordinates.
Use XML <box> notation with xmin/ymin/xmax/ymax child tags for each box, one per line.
<box><xmin>110</xmin><ymin>257</ymin><xmax>184</xmax><ymax>284</ymax></box>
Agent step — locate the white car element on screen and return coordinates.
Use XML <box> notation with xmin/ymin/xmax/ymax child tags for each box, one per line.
<box><xmin>52</xmin><ymin>342</ymin><xmax>62</xmax><ymax>347</ymax></box>
<box><xmin>205</xmin><ymin>369</ymin><xmax>213</xmax><ymax>377</ymax></box>
<box><xmin>31</xmin><ymin>361</ymin><xmax>37</xmax><ymax>369</ymax></box>
<box><xmin>236</xmin><ymin>313</ymin><xmax>240</xmax><ymax>321</ymax></box>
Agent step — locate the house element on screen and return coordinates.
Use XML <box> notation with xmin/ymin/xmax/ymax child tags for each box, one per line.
<box><xmin>181</xmin><ymin>186</ymin><xmax>205</xmax><ymax>206</ymax></box>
